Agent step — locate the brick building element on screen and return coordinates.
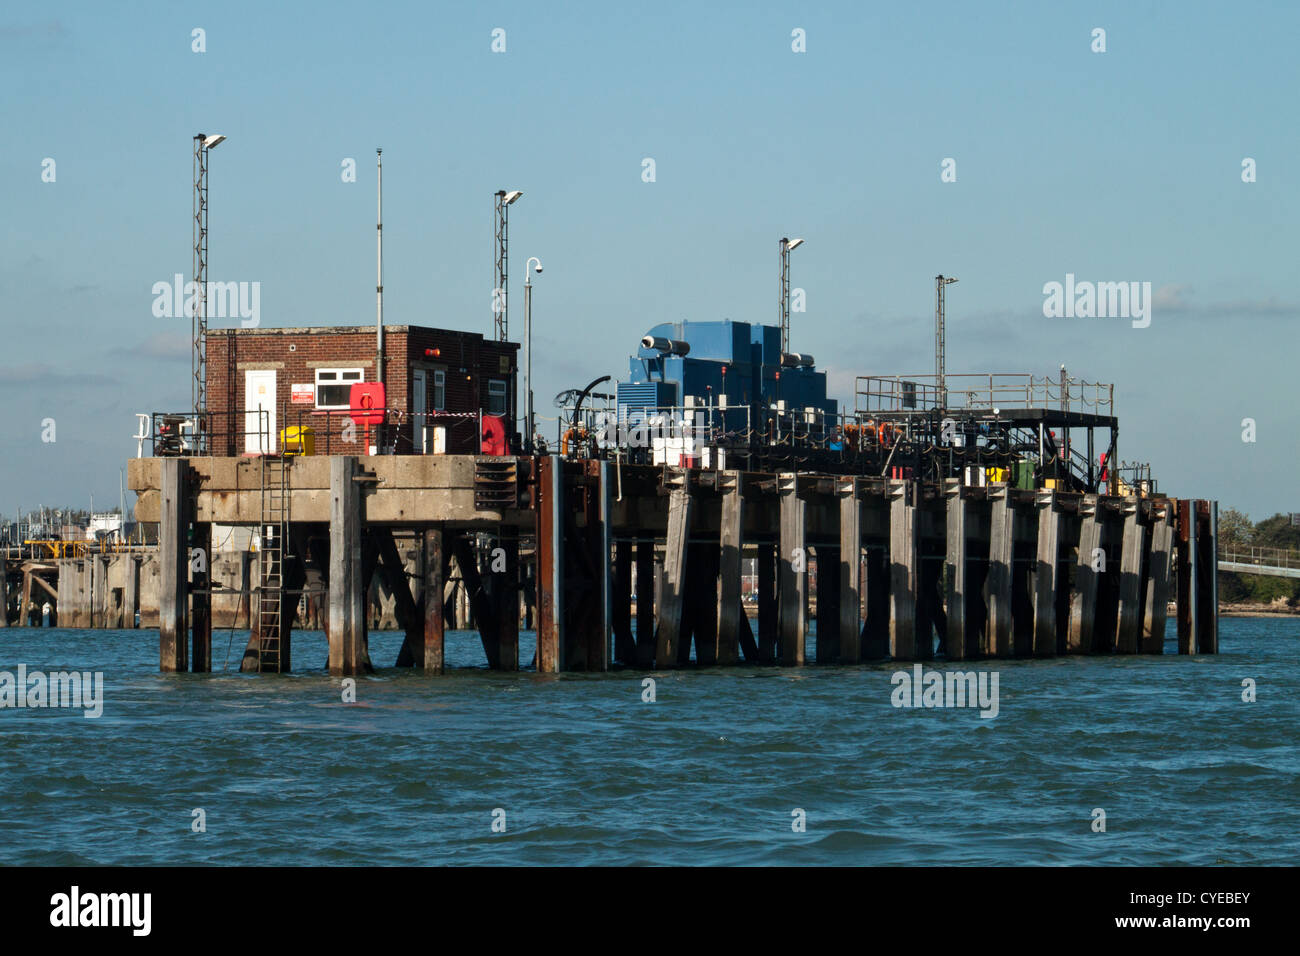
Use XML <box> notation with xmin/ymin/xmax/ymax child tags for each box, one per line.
<box><xmin>205</xmin><ymin>325</ymin><xmax>518</xmax><ymax>455</ymax></box>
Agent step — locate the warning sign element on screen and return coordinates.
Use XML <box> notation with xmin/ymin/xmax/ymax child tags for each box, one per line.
<box><xmin>291</xmin><ymin>384</ymin><xmax>314</xmax><ymax>405</ymax></box>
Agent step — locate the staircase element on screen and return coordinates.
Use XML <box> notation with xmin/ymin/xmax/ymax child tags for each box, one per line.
<box><xmin>256</xmin><ymin>456</ymin><xmax>290</xmax><ymax>672</ymax></box>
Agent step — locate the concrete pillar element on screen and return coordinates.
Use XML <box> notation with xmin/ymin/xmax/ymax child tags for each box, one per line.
<box><xmin>889</xmin><ymin>481</ymin><xmax>918</xmax><ymax>661</ymax></box>
<box><xmin>944</xmin><ymin>480</ymin><xmax>970</xmax><ymax>660</ymax></box>
<box><xmin>123</xmin><ymin>555</ymin><xmax>139</xmax><ymax>629</ymax></box>
<box><xmin>716</xmin><ymin>472</ymin><xmax>744</xmax><ymax>666</ymax></box>
<box><xmin>985</xmin><ymin>485</ymin><xmax>1016</xmax><ymax>658</ymax></box>
<box><xmin>778</xmin><ymin>474</ymin><xmax>807</xmax><ymax>666</ymax></box>
<box><xmin>1032</xmin><ymin>490</ymin><xmax>1062</xmax><ymax>656</ymax></box>
<box><xmin>1068</xmin><ymin>495</ymin><xmax>1103</xmax><ymax>653</ymax></box>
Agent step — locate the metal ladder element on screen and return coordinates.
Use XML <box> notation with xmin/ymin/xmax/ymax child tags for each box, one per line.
<box><xmin>257</xmin><ymin>456</ymin><xmax>290</xmax><ymax>672</ymax></box>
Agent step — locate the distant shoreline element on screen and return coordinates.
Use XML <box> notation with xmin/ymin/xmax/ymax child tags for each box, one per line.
<box><xmin>1220</xmin><ymin>603</ymin><xmax>1300</xmax><ymax>618</ymax></box>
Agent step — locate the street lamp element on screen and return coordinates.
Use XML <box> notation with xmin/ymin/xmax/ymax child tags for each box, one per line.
<box><xmin>524</xmin><ymin>256</ymin><xmax>542</xmax><ymax>454</ymax></box>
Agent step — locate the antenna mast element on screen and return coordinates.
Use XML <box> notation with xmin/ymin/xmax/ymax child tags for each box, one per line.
<box><xmin>376</xmin><ymin>148</ymin><xmax>384</xmax><ymax>384</ymax></box>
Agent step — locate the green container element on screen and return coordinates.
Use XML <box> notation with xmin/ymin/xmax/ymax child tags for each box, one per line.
<box><xmin>1013</xmin><ymin>459</ymin><xmax>1036</xmax><ymax>490</ymax></box>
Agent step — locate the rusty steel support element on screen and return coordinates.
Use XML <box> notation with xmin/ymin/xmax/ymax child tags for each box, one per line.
<box><xmin>536</xmin><ymin>456</ymin><xmax>564</xmax><ymax>672</ymax></box>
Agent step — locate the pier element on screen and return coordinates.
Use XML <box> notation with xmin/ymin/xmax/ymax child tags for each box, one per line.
<box><xmin>125</xmin><ymin>453</ymin><xmax>1219</xmax><ymax>674</ymax></box>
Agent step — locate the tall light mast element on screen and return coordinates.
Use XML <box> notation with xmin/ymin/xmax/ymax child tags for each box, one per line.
<box><xmin>192</xmin><ymin>132</ymin><xmax>225</xmax><ymax>451</ymax></box>
<box><xmin>376</xmin><ymin>148</ymin><xmax>384</xmax><ymax>385</ymax></box>
<box><xmin>779</xmin><ymin>236</ymin><xmax>805</xmax><ymax>353</ymax></box>
<box><xmin>494</xmin><ymin>189</ymin><xmax>522</xmax><ymax>341</ymax></box>
<box><xmin>935</xmin><ymin>274</ymin><xmax>958</xmax><ymax>409</ymax></box>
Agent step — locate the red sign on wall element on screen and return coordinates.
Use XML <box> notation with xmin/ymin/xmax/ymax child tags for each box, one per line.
<box><xmin>291</xmin><ymin>384</ymin><xmax>314</xmax><ymax>404</ymax></box>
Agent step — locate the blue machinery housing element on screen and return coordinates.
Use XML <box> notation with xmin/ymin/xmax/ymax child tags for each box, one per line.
<box><xmin>616</xmin><ymin>320</ymin><xmax>837</xmax><ymax>429</ymax></box>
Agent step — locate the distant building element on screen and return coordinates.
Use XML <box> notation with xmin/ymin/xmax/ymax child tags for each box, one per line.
<box><xmin>204</xmin><ymin>325</ymin><xmax>518</xmax><ymax>456</ymax></box>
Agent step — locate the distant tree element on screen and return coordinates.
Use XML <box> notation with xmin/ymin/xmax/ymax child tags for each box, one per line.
<box><xmin>1218</xmin><ymin>508</ymin><xmax>1254</xmax><ymax>551</ymax></box>
<box><xmin>1252</xmin><ymin>513</ymin><xmax>1300</xmax><ymax>552</ymax></box>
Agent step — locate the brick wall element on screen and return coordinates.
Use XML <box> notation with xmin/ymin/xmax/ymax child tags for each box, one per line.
<box><xmin>206</xmin><ymin>326</ymin><xmax>518</xmax><ymax>456</ymax></box>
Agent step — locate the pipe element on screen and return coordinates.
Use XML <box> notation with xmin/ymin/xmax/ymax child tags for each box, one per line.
<box><xmin>641</xmin><ymin>336</ymin><xmax>690</xmax><ymax>357</ymax></box>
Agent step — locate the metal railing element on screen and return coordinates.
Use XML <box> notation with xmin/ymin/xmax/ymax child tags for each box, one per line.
<box><xmin>856</xmin><ymin>373</ymin><xmax>1114</xmax><ymax>416</ymax></box>
<box><xmin>1218</xmin><ymin>545</ymin><xmax>1300</xmax><ymax>570</ymax></box>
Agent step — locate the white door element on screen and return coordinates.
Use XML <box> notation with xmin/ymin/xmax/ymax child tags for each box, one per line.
<box><xmin>412</xmin><ymin>369</ymin><xmax>427</xmax><ymax>453</ymax></box>
<box><xmin>244</xmin><ymin>370</ymin><xmax>276</xmax><ymax>454</ymax></box>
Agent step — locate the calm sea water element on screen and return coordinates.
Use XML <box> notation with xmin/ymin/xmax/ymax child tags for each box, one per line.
<box><xmin>1</xmin><ymin>618</ymin><xmax>1296</xmax><ymax>865</ymax></box>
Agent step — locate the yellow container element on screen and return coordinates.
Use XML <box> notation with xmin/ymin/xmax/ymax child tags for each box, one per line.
<box><xmin>280</xmin><ymin>425</ymin><xmax>315</xmax><ymax>456</ymax></box>
<box><xmin>985</xmin><ymin>466</ymin><xmax>1009</xmax><ymax>484</ymax></box>
<box><xmin>1044</xmin><ymin>478</ymin><xmax>1060</xmax><ymax>490</ymax></box>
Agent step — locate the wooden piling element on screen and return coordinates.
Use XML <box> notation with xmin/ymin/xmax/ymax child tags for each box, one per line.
<box><xmin>838</xmin><ymin>477</ymin><xmax>862</xmax><ymax>664</ymax></box>
<box><xmin>191</xmin><ymin>522</ymin><xmax>212</xmax><ymax>671</ymax></box>
<box><xmin>656</xmin><ymin>487</ymin><xmax>693</xmax><ymax>668</ymax></box>
<box><xmin>496</xmin><ymin>529</ymin><xmax>521</xmax><ymax>671</ymax></box>
<box><xmin>159</xmin><ymin>457</ymin><xmax>188</xmax><ymax>672</ymax></box>
<box><xmin>1176</xmin><ymin>499</ymin><xmax>1197</xmax><ymax>654</ymax></box>
<box><xmin>422</xmin><ymin>528</ymin><xmax>445</xmax><ymax>673</ymax></box>
<box><xmin>985</xmin><ymin>485</ymin><xmax>1016</xmax><ymax>658</ymax></box>
<box><xmin>328</xmin><ymin>456</ymin><xmax>370</xmax><ymax>675</ymax></box>
<box><xmin>889</xmin><ymin>481</ymin><xmax>918</xmax><ymax>660</ymax></box>
<box><xmin>1142</xmin><ymin>502</ymin><xmax>1174</xmax><ymax>653</ymax></box>
<box><xmin>1203</xmin><ymin>501</ymin><xmax>1219</xmax><ymax>653</ymax></box>
<box><xmin>595</xmin><ymin>460</ymin><xmax>613</xmax><ymax>671</ymax></box>
<box><xmin>0</xmin><ymin>564</ymin><xmax>7</xmax><ymax>628</ymax></box>
<box><xmin>635</xmin><ymin>539</ymin><xmax>655</xmax><ymax>666</ymax></box>
<box><xmin>778</xmin><ymin>474</ymin><xmax>807</xmax><ymax>666</ymax></box>
<box><xmin>377</xmin><ymin>528</ymin><xmax>422</xmax><ymax>668</ymax></box>
<box><xmin>815</xmin><ymin>545</ymin><xmax>840</xmax><ymax>663</ymax></box>
<box><xmin>757</xmin><ymin>543</ymin><xmax>778</xmax><ymax>662</ymax></box>
<box><xmin>716</xmin><ymin>471</ymin><xmax>744</xmax><ymax>666</ymax></box>
<box><xmin>536</xmin><ymin>456</ymin><xmax>564</xmax><ymax>673</ymax></box>
<box><xmin>1115</xmin><ymin>500</ymin><xmax>1145</xmax><ymax>653</ymax></box>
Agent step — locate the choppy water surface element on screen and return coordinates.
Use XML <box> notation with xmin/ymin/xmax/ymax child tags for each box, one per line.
<box><xmin>1</xmin><ymin>619</ymin><xmax>1296</xmax><ymax>865</ymax></box>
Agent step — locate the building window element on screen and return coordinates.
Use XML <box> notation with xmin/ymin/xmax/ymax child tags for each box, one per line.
<box><xmin>487</xmin><ymin>379</ymin><xmax>507</xmax><ymax>415</ymax></box>
<box><xmin>433</xmin><ymin>369</ymin><xmax>446</xmax><ymax>411</ymax></box>
<box><xmin>315</xmin><ymin>368</ymin><xmax>363</xmax><ymax>409</ymax></box>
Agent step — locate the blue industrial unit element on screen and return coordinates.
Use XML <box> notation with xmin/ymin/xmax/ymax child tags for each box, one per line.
<box><xmin>617</xmin><ymin>321</ymin><xmax>837</xmax><ymax>434</ymax></box>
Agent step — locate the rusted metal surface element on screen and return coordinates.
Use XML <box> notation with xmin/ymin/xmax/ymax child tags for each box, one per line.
<box><xmin>535</xmin><ymin>456</ymin><xmax>562</xmax><ymax>673</ymax></box>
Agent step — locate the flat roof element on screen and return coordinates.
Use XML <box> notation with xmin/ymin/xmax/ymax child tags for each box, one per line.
<box><xmin>207</xmin><ymin>325</ymin><xmax>518</xmax><ymax>347</ymax></box>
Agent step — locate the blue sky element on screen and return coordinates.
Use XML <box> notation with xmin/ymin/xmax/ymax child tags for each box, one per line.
<box><xmin>2</xmin><ymin>0</ymin><xmax>1296</xmax><ymax>518</ymax></box>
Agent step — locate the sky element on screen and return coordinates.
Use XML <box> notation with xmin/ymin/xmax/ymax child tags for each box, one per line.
<box><xmin>2</xmin><ymin>0</ymin><xmax>1297</xmax><ymax>520</ymax></box>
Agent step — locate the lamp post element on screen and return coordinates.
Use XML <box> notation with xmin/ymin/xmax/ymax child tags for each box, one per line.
<box><xmin>778</xmin><ymin>236</ymin><xmax>805</xmax><ymax>354</ymax></box>
<box><xmin>524</xmin><ymin>256</ymin><xmax>542</xmax><ymax>454</ymax></box>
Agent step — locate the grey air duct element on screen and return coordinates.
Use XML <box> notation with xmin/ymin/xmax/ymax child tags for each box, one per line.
<box><xmin>641</xmin><ymin>336</ymin><xmax>691</xmax><ymax>357</ymax></box>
